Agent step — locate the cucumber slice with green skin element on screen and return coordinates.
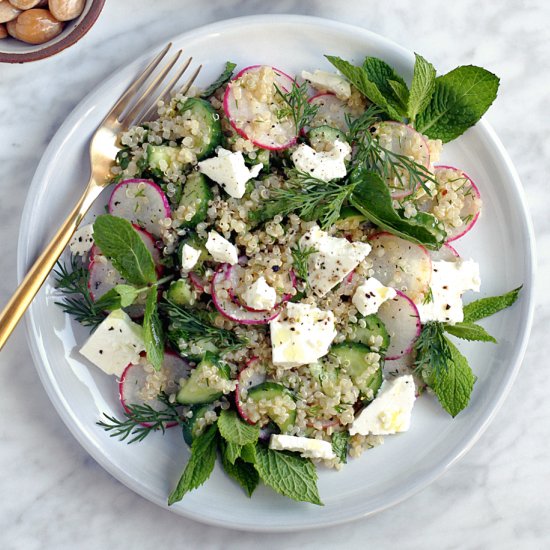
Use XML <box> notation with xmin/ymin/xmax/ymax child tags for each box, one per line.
<box><xmin>177</xmin><ymin>97</ymin><xmax>222</xmax><ymax>159</ymax></box>
<box><xmin>330</xmin><ymin>342</ymin><xmax>383</xmax><ymax>400</ymax></box>
<box><xmin>247</xmin><ymin>382</ymin><xmax>297</xmax><ymax>432</ymax></box>
<box><xmin>182</xmin><ymin>404</ymin><xmax>213</xmax><ymax>446</ymax></box>
<box><xmin>179</xmin><ymin>172</ymin><xmax>213</xmax><ymax>228</ymax></box>
<box><xmin>307</xmin><ymin>125</ymin><xmax>347</xmax><ymax>151</ymax></box>
<box><xmin>176</xmin><ymin>352</ymin><xmax>230</xmax><ymax>405</ymax></box>
<box><xmin>348</xmin><ymin>314</ymin><xmax>390</xmax><ymax>353</ymax></box>
<box><xmin>166</xmin><ymin>279</ymin><xmax>196</xmax><ymax>307</ymax></box>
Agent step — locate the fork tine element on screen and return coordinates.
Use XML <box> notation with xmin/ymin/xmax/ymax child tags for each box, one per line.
<box><xmin>141</xmin><ymin>56</ymin><xmax>193</xmax><ymax>122</ymax></box>
<box><xmin>120</xmin><ymin>49</ymin><xmax>183</xmax><ymax>128</ymax></box>
<box><xmin>180</xmin><ymin>64</ymin><xmax>203</xmax><ymax>95</ymax></box>
<box><xmin>102</xmin><ymin>43</ymin><xmax>172</xmax><ymax>125</ymax></box>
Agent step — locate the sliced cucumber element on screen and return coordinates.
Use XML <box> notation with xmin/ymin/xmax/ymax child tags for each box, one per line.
<box><xmin>182</xmin><ymin>404</ymin><xmax>213</xmax><ymax>446</ymax></box>
<box><xmin>176</xmin><ymin>352</ymin><xmax>230</xmax><ymax>405</ymax></box>
<box><xmin>348</xmin><ymin>314</ymin><xmax>390</xmax><ymax>353</ymax></box>
<box><xmin>166</xmin><ymin>279</ymin><xmax>195</xmax><ymax>307</ymax></box>
<box><xmin>147</xmin><ymin>144</ymin><xmax>180</xmax><ymax>172</ymax></box>
<box><xmin>247</xmin><ymin>382</ymin><xmax>297</xmax><ymax>432</ymax></box>
<box><xmin>177</xmin><ymin>98</ymin><xmax>222</xmax><ymax>159</ymax></box>
<box><xmin>179</xmin><ymin>172</ymin><xmax>213</xmax><ymax>228</ymax></box>
<box><xmin>307</xmin><ymin>125</ymin><xmax>347</xmax><ymax>152</ymax></box>
<box><xmin>330</xmin><ymin>342</ymin><xmax>383</xmax><ymax>400</ymax></box>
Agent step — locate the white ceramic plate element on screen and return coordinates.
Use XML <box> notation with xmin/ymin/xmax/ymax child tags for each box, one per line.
<box><xmin>18</xmin><ymin>15</ymin><xmax>535</xmax><ymax>532</ymax></box>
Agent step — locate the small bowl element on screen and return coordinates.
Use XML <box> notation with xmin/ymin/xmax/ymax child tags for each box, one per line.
<box><xmin>0</xmin><ymin>0</ymin><xmax>105</xmax><ymax>63</ymax></box>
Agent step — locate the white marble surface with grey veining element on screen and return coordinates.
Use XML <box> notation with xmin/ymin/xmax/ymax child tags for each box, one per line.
<box><xmin>0</xmin><ymin>1</ymin><xmax>548</xmax><ymax>548</ymax></box>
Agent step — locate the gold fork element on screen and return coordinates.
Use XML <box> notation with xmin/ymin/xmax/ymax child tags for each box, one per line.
<box><xmin>0</xmin><ymin>44</ymin><xmax>202</xmax><ymax>351</ymax></box>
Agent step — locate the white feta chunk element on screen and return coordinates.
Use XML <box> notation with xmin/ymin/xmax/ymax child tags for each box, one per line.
<box><xmin>352</xmin><ymin>277</ymin><xmax>397</xmax><ymax>316</ymax></box>
<box><xmin>350</xmin><ymin>375</ymin><xmax>416</xmax><ymax>436</ymax></box>
<box><xmin>269</xmin><ymin>434</ymin><xmax>336</xmax><ymax>460</ymax></box>
<box><xmin>198</xmin><ymin>148</ymin><xmax>262</xmax><ymax>199</ymax></box>
<box><xmin>180</xmin><ymin>244</ymin><xmax>202</xmax><ymax>272</ymax></box>
<box><xmin>416</xmin><ymin>259</ymin><xmax>481</xmax><ymax>324</ymax></box>
<box><xmin>205</xmin><ymin>231</ymin><xmax>239</xmax><ymax>265</ymax></box>
<box><xmin>242</xmin><ymin>276</ymin><xmax>277</xmax><ymax>311</ymax></box>
<box><xmin>301</xmin><ymin>69</ymin><xmax>352</xmax><ymax>100</ymax></box>
<box><xmin>299</xmin><ymin>225</ymin><xmax>371</xmax><ymax>297</ymax></box>
<box><xmin>270</xmin><ymin>302</ymin><xmax>336</xmax><ymax>368</ymax></box>
<box><xmin>69</xmin><ymin>224</ymin><xmax>94</xmax><ymax>256</ymax></box>
<box><xmin>79</xmin><ymin>310</ymin><xmax>145</xmax><ymax>377</ymax></box>
<box><xmin>291</xmin><ymin>140</ymin><xmax>351</xmax><ymax>182</ymax></box>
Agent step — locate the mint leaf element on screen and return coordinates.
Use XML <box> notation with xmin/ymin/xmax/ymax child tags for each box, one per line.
<box><xmin>331</xmin><ymin>431</ymin><xmax>349</xmax><ymax>464</ymax></box>
<box><xmin>325</xmin><ymin>56</ymin><xmax>402</xmax><ymax>120</ymax></box>
<box><xmin>143</xmin><ymin>287</ymin><xmax>164</xmax><ymax>371</ymax></box>
<box><xmin>168</xmin><ymin>423</ymin><xmax>218</xmax><ymax>505</ymax></box>
<box><xmin>218</xmin><ymin>410</ymin><xmax>260</xmax><ymax>446</ymax></box>
<box><xmin>463</xmin><ymin>286</ymin><xmax>522</xmax><ymax>323</ymax></box>
<box><xmin>220</xmin><ymin>440</ymin><xmax>259</xmax><ymax>497</ymax></box>
<box><xmin>92</xmin><ymin>288</ymin><xmax>123</xmax><ymax>311</ymax></box>
<box><xmin>114</xmin><ymin>284</ymin><xmax>139</xmax><ymax>307</ymax></box>
<box><xmin>408</xmin><ymin>53</ymin><xmax>436</xmax><ymax>121</ymax></box>
<box><xmin>224</xmin><ymin>441</ymin><xmax>242</xmax><ymax>465</ymax></box>
<box><xmin>349</xmin><ymin>168</ymin><xmax>446</xmax><ymax>249</ymax></box>
<box><xmin>200</xmin><ymin>61</ymin><xmax>237</xmax><ymax>99</ymax></box>
<box><xmin>388</xmin><ymin>79</ymin><xmax>410</xmax><ymax>109</ymax></box>
<box><xmin>254</xmin><ymin>446</ymin><xmax>323</xmax><ymax>506</ymax></box>
<box><xmin>416</xmin><ymin>65</ymin><xmax>499</xmax><ymax>142</ymax></box>
<box><xmin>443</xmin><ymin>322</ymin><xmax>497</xmax><ymax>343</ymax></box>
<box><xmin>240</xmin><ymin>443</ymin><xmax>257</xmax><ymax>464</ymax></box>
<box><xmin>93</xmin><ymin>215</ymin><xmax>157</xmax><ymax>286</ymax></box>
<box><xmin>432</xmin><ymin>338</ymin><xmax>475</xmax><ymax>417</ymax></box>
<box><xmin>363</xmin><ymin>56</ymin><xmax>408</xmax><ymax>116</ymax></box>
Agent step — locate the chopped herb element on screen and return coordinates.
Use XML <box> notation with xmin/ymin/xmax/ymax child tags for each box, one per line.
<box><xmin>275</xmin><ymin>80</ymin><xmax>319</xmax><ymax>135</ymax></box>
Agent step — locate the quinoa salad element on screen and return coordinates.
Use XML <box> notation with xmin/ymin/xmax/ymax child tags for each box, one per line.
<box><xmin>55</xmin><ymin>53</ymin><xmax>521</xmax><ymax>506</ymax></box>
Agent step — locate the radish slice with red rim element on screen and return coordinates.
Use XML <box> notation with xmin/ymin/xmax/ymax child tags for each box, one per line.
<box><xmin>430</xmin><ymin>243</ymin><xmax>460</xmax><ymax>262</ymax></box>
<box><xmin>377</xmin><ymin>290</ymin><xmax>421</xmax><ymax>360</ymax></box>
<box><xmin>108</xmin><ymin>179</ymin><xmax>171</xmax><ymax>237</ymax></box>
<box><xmin>308</xmin><ymin>92</ymin><xmax>355</xmax><ymax>132</ymax></box>
<box><xmin>229</xmin><ymin>270</ymin><xmax>295</xmax><ymax>312</ymax></box>
<box><xmin>235</xmin><ymin>357</ymin><xmax>267</xmax><ymax>425</ymax></box>
<box><xmin>368</xmin><ymin>232</ymin><xmax>432</xmax><ymax>303</ymax></box>
<box><xmin>223</xmin><ymin>65</ymin><xmax>297</xmax><ymax>150</ymax></box>
<box><xmin>188</xmin><ymin>271</ymin><xmax>207</xmax><ymax>293</ymax></box>
<box><xmin>211</xmin><ymin>264</ymin><xmax>282</xmax><ymax>324</ymax></box>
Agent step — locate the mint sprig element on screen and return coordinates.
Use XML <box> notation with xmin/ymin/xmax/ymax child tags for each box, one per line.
<box><xmin>443</xmin><ymin>322</ymin><xmax>497</xmax><ymax>343</ymax></box>
<box><xmin>331</xmin><ymin>431</ymin><xmax>350</xmax><ymax>464</ymax></box>
<box><xmin>220</xmin><ymin>440</ymin><xmax>259</xmax><ymax>497</ymax></box>
<box><xmin>463</xmin><ymin>286</ymin><xmax>522</xmax><ymax>323</ymax></box>
<box><xmin>143</xmin><ymin>287</ymin><xmax>164</xmax><ymax>371</ymax></box>
<box><xmin>408</xmin><ymin>53</ymin><xmax>436</xmax><ymax>121</ymax></box>
<box><xmin>218</xmin><ymin>410</ymin><xmax>260</xmax><ymax>447</ymax></box>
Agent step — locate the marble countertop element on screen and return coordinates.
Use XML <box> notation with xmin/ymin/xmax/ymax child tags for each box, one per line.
<box><xmin>0</xmin><ymin>1</ymin><xmax>548</xmax><ymax>548</ymax></box>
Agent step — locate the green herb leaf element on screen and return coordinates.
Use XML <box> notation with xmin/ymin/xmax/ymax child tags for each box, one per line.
<box><xmin>114</xmin><ymin>284</ymin><xmax>140</xmax><ymax>307</ymax></box>
<box><xmin>443</xmin><ymin>321</ymin><xmax>497</xmax><ymax>343</ymax></box>
<box><xmin>463</xmin><ymin>286</ymin><xmax>522</xmax><ymax>323</ymax></box>
<box><xmin>325</xmin><ymin>55</ymin><xmax>402</xmax><ymax>120</ymax></box>
<box><xmin>415</xmin><ymin>65</ymin><xmax>499</xmax><ymax>142</ymax></box>
<box><xmin>331</xmin><ymin>431</ymin><xmax>349</xmax><ymax>464</ymax></box>
<box><xmin>363</xmin><ymin>56</ymin><xmax>409</xmax><ymax>116</ymax></box>
<box><xmin>240</xmin><ymin>443</ymin><xmax>257</xmax><ymax>464</ymax></box>
<box><xmin>143</xmin><ymin>287</ymin><xmax>164</xmax><ymax>371</ymax></box>
<box><xmin>218</xmin><ymin>410</ymin><xmax>260</xmax><ymax>446</ymax></box>
<box><xmin>168</xmin><ymin>423</ymin><xmax>218</xmax><ymax>505</ymax></box>
<box><xmin>253</xmin><ymin>446</ymin><xmax>323</xmax><ymax>506</ymax></box>
<box><xmin>413</xmin><ymin>321</ymin><xmax>452</xmax><ymax>379</ymax></box>
<box><xmin>275</xmin><ymin>81</ymin><xmax>319</xmax><ymax>135</ymax></box>
<box><xmin>220</xmin><ymin>441</ymin><xmax>259</xmax><ymax>497</ymax></box>
<box><xmin>200</xmin><ymin>61</ymin><xmax>237</xmax><ymax>98</ymax></box>
<box><xmin>349</xmin><ymin>167</ymin><xmax>445</xmax><ymax>249</ymax></box>
<box><xmin>408</xmin><ymin>53</ymin><xmax>436</xmax><ymax>121</ymax></box>
<box><xmin>93</xmin><ymin>215</ymin><xmax>157</xmax><ymax>286</ymax></box>
<box><xmin>388</xmin><ymin>79</ymin><xmax>410</xmax><ymax>109</ymax></box>
<box><xmin>224</xmin><ymin>440</ymin><xmax>243</xmax><ymax>465</ymax></box>
<box><xmin>432</xmin><ymin>338</ymin><xmax>476</xmax><ymax>417</ymax></box>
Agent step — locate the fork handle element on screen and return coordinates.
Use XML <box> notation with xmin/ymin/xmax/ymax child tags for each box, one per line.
<box><xmin>0</xmin><ymin>180</ymin><xmax>99</xmax><ymax>351</ymax></box>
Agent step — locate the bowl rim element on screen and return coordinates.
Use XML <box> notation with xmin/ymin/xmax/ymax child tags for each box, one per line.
<box><xmin>0</xmin><ymin>0</ymin><xmax>106</xmax><ymax>64</ymax></box>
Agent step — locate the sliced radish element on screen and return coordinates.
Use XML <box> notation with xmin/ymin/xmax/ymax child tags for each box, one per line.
<box><xmin>373</xmin><ymin>121</ymin><xmax>430</xmax><ymax>199</ymax></box>
<box><xmin>211</xmin><ymin>264</ymin><xmax>282</xmax><ymax>324</ymax></box>
<box><xmin>368</xmin><ymin>232</ymin><xmax>432</xmax><ymax>303</ymax></box>
<box><xmin>108</xmin><ymin>179</ymin><xmax>171</xmax><ymax>237</ymax></box>
<box><xmin>223</xmin><ymin>65</ymin><xmax>297</xmax><ymax>150</ymax></box>
<box><xmin>118</xmin><ymin>351</ymin><xmax>190</xmax><ymax>428</ymax></box>
<box><xmin>229</xmin><ymin>270</ymin><xmax>294</xmax><ymax>312</ymax></box>
<box><xmin>430</xmin><ymin>166</ymin><xmax>482</xmax><ymax>242</ymax></box>
<box><xmin>308</xmin><ymin>92</ymin><xmax>355</xmax><ymax>132</ymax></box>
<box><xmin>235</xmin><ymin>357</ymin><xmax>267</xmax><ymax>425</ymax></box>
<box><xmin>430</xmin><ymin>243</ymin><xmax>460</xmax><ymax>262</ymax></box>
<box><xmin>188</xmin><ymin>271</ymin><xmax>207</xmax><ymax>293</ymax></box>
<box><xmin>377</xmin><ymin>290</ymin><xmax>421</xmax><ymax>360</ymax></box>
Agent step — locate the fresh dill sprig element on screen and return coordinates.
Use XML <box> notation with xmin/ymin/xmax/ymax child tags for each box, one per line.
<box><xmin>413</xmin><ymin>321</ymin><xmax>452</xmax><ymax>377</ymax></box>
<box><xmin>275</xmin><ymin>81</ymin><xmax>319</xmax><ymax>134</ymax></box>
<box><xmin>53</xmin><ymin>257</ymin><xmax>108</xmax><ymax>329</ymax></box>
<box><xmin>291</xmin><ymin>243</ymin><xmax>316</xmax><ymax>290</ymax></box>
<box><xmin>162</xmin><ymin>300</ymin><xmax>246</xmax><ymax>352</ymax></box>
<box><xmin>97</xmin><ymin>394</ymin><xmax>182</xmax><ymax>444</ymax></box>
<box><xmin>422</xmin><ymin>287</ymin><xmax>434</xmax><ymax>305</ymax></box>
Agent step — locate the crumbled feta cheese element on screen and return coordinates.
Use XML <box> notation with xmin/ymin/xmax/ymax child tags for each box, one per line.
<box><xmin>299</xmin><ymin>225</ymin><xmax>371</xmax><ymax>297</ymax></box>
<box><xmin>416</xmin><ymin>259</ymin><xmax>481</xmax><ymax>324</ymax></box>
<box><xmin>198</xmin><ymin>148</ymin><xmax>262</xmax><ymax>199</ymax></box>
<box><xmin>269</xmin><ymin>434</ymin><xmax>336</xmax><ymax>460</ymax></box>
<box><xmin>180</xmin><ymin>244</ymin><xmax>201</xmax><ymax>272</ymax></box>
<box><xmin>350</xmin><ymin>375</ymin><xmax>416</xmax><ymax>436</ymax></box>
<box><xmin>270</xmin><ymin>302</ymin><xmax>336</xmax><ymax>368</ymax></box>
<box><xmin>69</xmin><ymin>224</ymin><xmax>94</xmax><ymax>256</ymax></box>
<box><xmin>79</xmin><ymin>310</ymin><xmax>145</xmax><ymax>376</ymax></box>
<box><xmin>301</xmin><ymin>69</ymin><xmax>352</xmax><ymax>100</ymax></box>
<box><xmin>242</xmin><ymin>276</ymin><xmax>277</xmax><ymax>311</ymax></box>
<box><xmin>352</xmin><ymin>277</ymin><xmax>397</xmax><ymax>316</ymax></box>
<box><xmin>205</xmin><ymin>231</ymin><xmax>239</xmax><ymax>265</ymax></box>
<box><xmin>291</xmin><ymin>140</ymin><xmax>351</xmax><ymax>182</ymax></box>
